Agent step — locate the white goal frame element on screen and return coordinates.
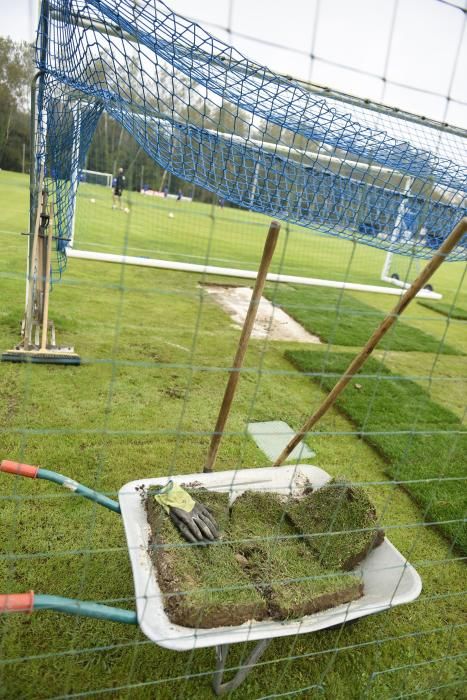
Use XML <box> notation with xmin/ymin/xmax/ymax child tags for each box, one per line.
<box><xmin>67</xmin><ymin>110</ymin><xmax>442</xmax><ymax>300</ymax></box>
<box><xmin>80</xmin><ymin>169</ymin><xmax>113</xmax><ymax>188</ymax></box>
<box><xmin>61</xmin><ymin>13</ymin><xmax>456</xmax><ymax>300</ymax></box>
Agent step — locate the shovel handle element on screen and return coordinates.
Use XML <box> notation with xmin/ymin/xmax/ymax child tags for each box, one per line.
<box><xmin>0</xmin><ymin>591</ymin><xmax>34</xmax><ymax>613</ymax></box>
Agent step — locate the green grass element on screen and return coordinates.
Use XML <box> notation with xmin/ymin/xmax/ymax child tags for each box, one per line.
<box><xmin>229</xmin><ymin>491</ymin><xmax>362</xmax><ymax>619</ymax></box>
<box><xmin>147</xmin><ymin>489</ymin><xmax>268</xmax><ymax>627</ymax></box>
<box><xmin>417</xmin><ymin>299</ymin><xmax>467</xmax><ymax>320</ymax></box>
<box><xmin>264</xmin><ymin>284</ymin><xmax>461</xmax><ymax>353</ymax></box>
<box><xmin>149</xmin><ymin>487</ymin><xmax>362</xmax><ymax>624</ymax></box>
<box><xmin>285</xmin><ymin>351</ymin><xmax>467</xmax><ymax>556</ymax></box>
<box><xmin>0</xmin><ymin>170</ymin><xmax>466</xmax><ymax>699</ymax></box>
<box><xmin>287</xmin><ymin>479</ymin><xmax>384</xmax><ymax>570</ymax></box>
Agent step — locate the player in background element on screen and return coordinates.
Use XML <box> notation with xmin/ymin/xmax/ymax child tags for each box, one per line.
<box><xmin>112</xmin><ymin>167</ymin><xmax>126</xmax><ymax>210</ymax></box>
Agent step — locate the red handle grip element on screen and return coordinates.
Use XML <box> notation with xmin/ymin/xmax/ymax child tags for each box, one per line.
<box><xmin>0</xmin><ymin>460</ymin><xmax>39</xmax><ymax>478</ymax></box>
<box><xmin>0</xmin><ymin>591</ymin><xmax>34</xmax><ymax>614</ymax></box>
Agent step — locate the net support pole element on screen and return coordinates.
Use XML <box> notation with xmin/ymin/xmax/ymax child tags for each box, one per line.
<box><xmin>23</xmin><ymin>167</ymin><xmax>45</xmax><ymax>348</ymax></box>
<box><xmin>68</xmin><ymin>103</ymin><xmax>82</xmax><ymax>249</ymax></box>
<box><xmin>27</xmin><ymin>0</ymin><xmax>50</xmax><ymax>308</ymax></box>
<box><xmin>204</xmin><ymin>221</ymin><xmax>281</xmax><ymax>473</ymax></box>
<box><xmin>26</xmin><ymin>71</ymin><xmax>44</xmax><ymax>312</ymax></box>
<box><xmin>40</xmin><ymin>209</ymin><xmax>53</xmax><ymax>351</ymax></box>
<box><xmin>381</xmin><ymin>176</ymin><xmax>413</xmax><ymax>282</ymax></box>
<box><xmin>273</xmin><ymin>216</ymin><xmax>467</xmax><ymax>467</ymax></box>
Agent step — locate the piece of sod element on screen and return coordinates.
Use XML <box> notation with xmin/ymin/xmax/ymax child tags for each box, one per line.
<box><xmin>229</xmin><ymin>491</ymin><xmax>363</xmax><ymax>619</ymax></box>
<box><xmin>286</xmin><ymin>479</ymin><xmax>384</xmax><ymax>571</ymax></box>
<box><xmin>146</xmin><ymin>487</ymin><xmax>268</xmax><ymax>628</ymax></box>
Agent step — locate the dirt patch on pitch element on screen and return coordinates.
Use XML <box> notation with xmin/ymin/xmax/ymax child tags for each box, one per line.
<box><xmin>203</xmin><ymin>285</ymin><xmax>321</xmax><ymax>343</ymax></box>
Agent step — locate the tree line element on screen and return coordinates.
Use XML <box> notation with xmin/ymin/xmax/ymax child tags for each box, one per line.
<box><xmin>0</xmin><ymin>37</ymin><xmax>33</xmax><ymax>173</ymax></box>
<box><xmin>0</xmin><ymin>36</ymin><xmax>299</xmax><ymax>206</ymax></box>
<box><xmin>0</xmin><ymin>37</ymin><xmax>232</xmax><ymax>203</ymax></box>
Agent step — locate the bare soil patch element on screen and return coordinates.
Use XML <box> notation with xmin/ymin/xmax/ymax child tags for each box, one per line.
<box><xmin>203</xmin><ymin>284</ymin><xmax>321</xmax><ymax>343</ymax></box>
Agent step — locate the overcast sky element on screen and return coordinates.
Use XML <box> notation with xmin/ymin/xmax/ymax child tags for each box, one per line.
<box><xmin>3</xmin><ymin>0</ymin><xmax>466</xmax><ymax>127</ymax></box>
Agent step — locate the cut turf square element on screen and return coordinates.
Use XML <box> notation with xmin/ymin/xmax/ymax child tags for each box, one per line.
<box><xmin>146</xmin><ymin>488</ymin><xmax>268</xmax><ymax>627</ymax></box>
<box><xmin>264</xmin><ymin>285</ymin><xmax>461</xmax><ymax>354</ymax></box>
<box><xmin>285</xmin><ymin>350</ymin><xmax>467</xmax><ymax>555</ymax></box>
<box><xmin>229</xmin><ymin>491</ymin><xmax>363</xmax><ymax>619</ymax></box>
<box><xmin>417</xmin><ymin>299</ymin><xmax>467</xmax><ymax>320</ymax></box>
<box><xmin>286</xmin><ymin>479</ymin><xmax>384</xmax><ymax>570</ymax></box>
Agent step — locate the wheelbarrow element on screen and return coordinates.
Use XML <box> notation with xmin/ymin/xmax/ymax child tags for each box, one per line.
<box><xmin>0</xmin><ymin>460</ymin><xmax>422</xmax><ymax>695</ymax></box>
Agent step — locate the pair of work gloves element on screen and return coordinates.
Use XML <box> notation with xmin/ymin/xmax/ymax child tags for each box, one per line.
<box><xmin>153</xmin><ymin>481</ymin><xmax>219</xmax><ymax>544</ymax></box>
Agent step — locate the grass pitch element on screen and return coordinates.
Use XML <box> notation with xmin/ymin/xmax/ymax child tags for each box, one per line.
<box><xmin>286</xmin><ymin>351</ymin><xmax>467</xmax><ymax>556</ymax></box>
<box><xmin>0</xmin><ymin>170</ymin><xmax>466</xmax><ymax>699</ymax></box>
<box><xmin>417</xmin><ymin>299</ymin><xmax>467</xmax><ymax>320</ymax></box>
<box><xmin>264</xmin><ymin>284</ymin><xmax>462</xmax><ymax>354</ymax></box>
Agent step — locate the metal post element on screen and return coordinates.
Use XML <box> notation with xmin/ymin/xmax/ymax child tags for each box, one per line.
<box><xmin>27</xmin><ymin>0</ymin><xmax>49</xmax><ymax>311</ymax></box>
<box><xmin>26</xmin><ymin>71</ymin><xmax>43</xmax><ymax>312</ymax></box>
<box><xmin>248</xmin><ymin>161</ymin><xmax>260</xmax><ymax>209</ymax></box>
<box><xmin>381</xmin><ymin>177</ymin><xmax>413</xmax><ymax>283</ymax></box>
<box><xmin>68</xmin><ymin>102</ymin><xmax>82</xmax><ymax>249</ymax></box>
<box><xmin>212</xmin><ymin>640</ymin><xmax>271</xmax><ymax>696</ymax></box>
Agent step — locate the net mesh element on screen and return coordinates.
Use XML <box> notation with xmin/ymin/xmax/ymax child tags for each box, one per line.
<box><xmin>36</xmin><ymin>0</ymin><xmax>466</xmax><ymax>281</ymax></box>
<box><xmin>2</xmin><ymin>2</ymin><xmax>467</xmax><ymax>698</ymax></box>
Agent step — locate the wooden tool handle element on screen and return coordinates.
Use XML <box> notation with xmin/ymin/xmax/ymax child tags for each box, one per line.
<box><xmin>24</xmin><ymin>165</ymin><xmax>45</xmax><ymax>348</ymax></box>
<box><xmin>204</xmin><ymin>220</ymin><xmax>281</xmax><ymax>473</ymax></box>
<box><xmin>40</xmin><ymin>206</ymin><xmax>54</xmax><ymax>351</ymax></box>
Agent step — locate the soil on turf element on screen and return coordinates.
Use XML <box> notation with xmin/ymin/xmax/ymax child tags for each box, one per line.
<box><xmin>146</xmin><ymin>488</ymin><xmax>268</xmax><ymax>628</ymax></box>
<box><xmin>146</xmin><ymin>482</ymin><xmax>384</xmax><ymax>628</ymax></box>
<box><xmin>286</xmin><ymin>479</ymin><xmax>385</xmax><ymax>570</ymax></box>
<box><xmin>228</xmin><ymin>490</ymin><xmax>363</xmax><ymax>620</ymax></box>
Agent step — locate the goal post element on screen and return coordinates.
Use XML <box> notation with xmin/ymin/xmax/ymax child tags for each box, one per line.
<box><xmin>3</xmin><ymin>0</ymin><xmax>466</xmax><ymax>363</ymax></box>
<box><xmin>79</xmin><ymin>170</ymin><xmax>113</xmax><ymax>188</ymax></box>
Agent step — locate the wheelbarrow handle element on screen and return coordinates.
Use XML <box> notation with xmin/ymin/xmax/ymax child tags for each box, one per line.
<box><xmin>0</xmin><ymin>591</ymin><xmax>137</xmax><ymax>624</ymax></box>
<box><xmin>0</xmin><ymin>460</ymin><xmax>121</xmax><ymax>514</ymax></box>
<box><xmin>1</xmin><ymin>460</ymin><xmax>38</xmax><ymax>478</ymax></box>
<box><xmin>0</xmin><ymin>591</ymin><xmax>34</xmax><ymax>613</ymax></box>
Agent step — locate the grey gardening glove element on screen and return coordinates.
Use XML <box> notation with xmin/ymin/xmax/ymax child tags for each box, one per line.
<box><xmin>152</xmin><ymin>481</ymin><xmax>220</xmax><ymax>544</ymax></box>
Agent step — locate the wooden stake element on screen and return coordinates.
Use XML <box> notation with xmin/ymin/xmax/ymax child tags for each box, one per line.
<box><xmin>40</xmin><ymin>206</ymin><xmax>53</xmax><ymax>351</ymax></box>
<box><xmin>23</xmin><ymin>166</ymin><xmax>45</xmax><ymax>348</ymax></box>
<box><xmin>274</xmin><ymin>217</ymin><xmax>467</xmax><ymax>467</ymax></box>
<box><xmin>204</xmin><ymin>220</ymin><xmax>281</xmax><ymax>473</ymax></box>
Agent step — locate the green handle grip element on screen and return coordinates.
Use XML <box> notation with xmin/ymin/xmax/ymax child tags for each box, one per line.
<box><xmin>1</xmin><ymin>459</ymin><xmax>121</xmax><ymax>514</ymax></box>
<box><xmin>0</xmin><ymin>591</ymin><xmax>137</xmax><ymax>624</ymax></box>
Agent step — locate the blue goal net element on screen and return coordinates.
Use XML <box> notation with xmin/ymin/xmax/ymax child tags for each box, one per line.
<box><xmin>35</xmin><ymin>0</ymin><xmax>467</xmax><ymax>278</ymax></box>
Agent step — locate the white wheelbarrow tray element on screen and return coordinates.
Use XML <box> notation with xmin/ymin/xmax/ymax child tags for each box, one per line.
<box><xmin>119</xmin><ymin>465</ymin><xmax>422</xmax><ymax>652</ymax></box>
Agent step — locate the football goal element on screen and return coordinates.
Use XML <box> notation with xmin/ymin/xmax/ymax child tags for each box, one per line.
<box><xmin>4</xmin><ymin>0</ymin><xmax>467</xmax><ymax>358</ymax></box>
<box><xmin>1</xmin><ymin>2</ymin><xmax>467</xmax><ymax>699</ymax></box>
<box><xmin>67</xmin><ymin>86</ymin><xmax>463</xmax><ymax>300</ymax></box>
<box><xmin>80</xmin><ymin>169</ymin><xmax>113</xmax><ymax>188</ymax></box>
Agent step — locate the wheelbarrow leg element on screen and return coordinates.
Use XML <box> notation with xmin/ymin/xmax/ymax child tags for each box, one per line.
<box><xmin>212</xmin><ymin>639</ymin><xmax>271</xmax><ymax>696</ymax></box>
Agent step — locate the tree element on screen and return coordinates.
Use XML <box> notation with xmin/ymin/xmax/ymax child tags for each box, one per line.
<box><xmin>0</xmin><ymin>37</ymin><xmax>34</xmax><ymax>172</ymax></box>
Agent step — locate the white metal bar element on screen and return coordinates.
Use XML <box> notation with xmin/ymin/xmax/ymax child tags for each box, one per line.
<box><xmin>381</xmin><ymin>178</ymin><xmax>411</xmax><ymax>282</ymax></box>
<box><xmin>65</xmin><ymin>247</ymin><xmax>442</xmax><ymax>299</ymax></box>
<box><xmin>81</xmin><ymin>169</ymin><xmax>113</xmax><ymax>178</ymax></box>
<box><xmin>381</xmin><ymin>252</ymin><xmax>394</xmax><ymax>281</ymax></box>
<box><xmin>69</xmin><ymin>104</ymin><xmax>82</xmax><ymax>249</ymax></box>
